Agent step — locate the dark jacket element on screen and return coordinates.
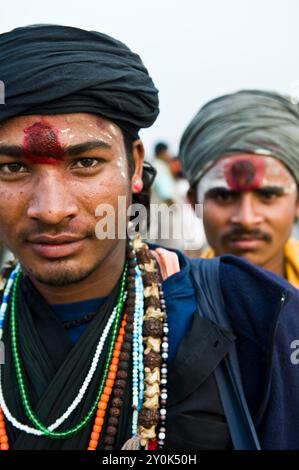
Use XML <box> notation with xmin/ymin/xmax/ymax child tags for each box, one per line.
<box><xmin>164</xmin><ymin>252</ymin><xmax>299</xmax><ymax>450</ymax></box>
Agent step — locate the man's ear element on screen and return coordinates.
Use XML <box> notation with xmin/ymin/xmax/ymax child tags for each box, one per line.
<box><xmin>131</xmin><ymin>140</ymin><xmax>145</xmax><ymax>193</ymax></box>
<box><xmin>132</xmin><ymin>139</ymin><xmax>145</xmax><ymax>178</ymax></box>
<box><xmin>187</xmin><ymin>186</ymin><xmax>197</xmax><ymax>210</ymax></box>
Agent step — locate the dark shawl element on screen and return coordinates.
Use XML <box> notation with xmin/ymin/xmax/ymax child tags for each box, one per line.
<box><xmin>3</xmin><ymin>275</ymin><xmax>133</xmax><ymax>449</ymax></box>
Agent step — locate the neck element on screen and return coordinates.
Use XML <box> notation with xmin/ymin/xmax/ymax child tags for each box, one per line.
<box><xmin>262</xmin><ymin>251</ymin><xmax>286</xmax><ymax>278</ymax></box>
<box><xmin>27</xmin><ymin>240</ymin><xmax>127</xmax><ymax>304</ymax></box>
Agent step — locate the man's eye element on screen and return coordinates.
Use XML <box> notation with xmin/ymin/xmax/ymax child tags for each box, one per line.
<box><xmin>206</xmin><ymin>188</ymin><xmax>235</xmax><ymax>202</ymax></box>
<box><xmin>0</xmin><ymin>162</ymin><xmax>27</xmax><ymax>174</ymax></box>
<box><xmin>74</xmin><ymin>158</ymin><xmax>100</xmax><ymax>168</ymax></box>
<box><xmin>262</xmin><ymin>191</ymin><xmax>277</xmax><ymax>200</ymax></box>
<box><xmin>257</xmin><ymin>189</ymin><xmax>283</xmax><ymax>200</ymax></box>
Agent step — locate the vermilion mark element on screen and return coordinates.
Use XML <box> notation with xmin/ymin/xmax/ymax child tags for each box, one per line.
<box><xmin>224</xmin><ymin>157</ymin><xmax>265</xmax><ymax>191</ymax></box>
<box><xmin>23</xmin><ymin>120</ymin><xmax>64</xmax><ymax>165</ymax></box>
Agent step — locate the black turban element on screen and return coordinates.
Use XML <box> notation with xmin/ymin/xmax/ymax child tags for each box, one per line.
<box><xmin>179</xmin><ymin>90</ymin><xmax>299</xmax><ymax>186</ymax></box>
<box><xmin>0</xmin><ymin>24</ymin><xmax>159</xmax><ymax>138</ymax></box>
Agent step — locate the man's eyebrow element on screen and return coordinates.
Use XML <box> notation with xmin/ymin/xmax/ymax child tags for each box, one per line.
<box><xmin>206</xmin><ymin>187</ymin><xmax>235</xmax><ymax>194</ymax></box>
<box><xmin>0</xmin><ymin>145</ymin><xmax>23</xmax><ymax>157</ymax></box>
<box><xmin>65</xmin><ymin>140</ymin><xmax>112</xmax><ymax>156</ymax></box>
<box><xmin>0</xmin><ymin>140</ymin><xmax>112</xmax><ymax>158</ymax></box>
<box><xmin>255</xmin><ymin>186</ymin><xmax>284</xmax><ymax>194</ymax></box>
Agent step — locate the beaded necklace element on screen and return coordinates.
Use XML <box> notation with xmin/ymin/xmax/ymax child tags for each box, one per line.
<box><xmin>0</xmin><ymin>237</ymin><xmax>169</xmax><ymax>450</ymax></box>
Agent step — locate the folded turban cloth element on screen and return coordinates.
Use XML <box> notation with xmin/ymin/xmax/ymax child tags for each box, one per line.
<box><xmin>179</xmin><ymin>90</ymin><xmax>299</xmax><ymax>186</ymax></box>
<box><xmin>0</xmin><ymin>24</ymin><xmax>159</xmax><ymax>138</ymax></box>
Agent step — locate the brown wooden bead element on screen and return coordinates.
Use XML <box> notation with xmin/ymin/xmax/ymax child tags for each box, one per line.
<box><xmin>125</xmin><ymin>324</ymin><xmax>134</xmax><ymax>333</ymax></box>
<box><xmin>115</xmin><ymin>379</ymin><xmax>126</xmax><ymax>389</ymax></box>
<box><xmin>110</xmin><ymin>407</ymin><xmax>121</xmax><ymax>417</ymax></box>
<box><xmin>118</xmin><ymin>361</ymin><xmax>129</xmax><ymax>370</ymax></box>
<box><xmin>119</xmin><ymin>352</ymin><xmax>130</xmax><ymax>362</ymax></box>
<box><xmin>126</xmin><ymin>313</ymin><xmax>134</xmax><ymax>321</ymax></box>
<box><xmin>124</xmin><ymin>333</ymin><xmax>133</xmax><ymax>343</ymax></box>
<box><xmin>116</xmin><ymin>370</ymin><xmax>128</xmax><ymax>380</ymax></box>
<box><xmin>106</xmin><ymin>425</ymin><xmax>118</xmax><ymax>436</ymax></box>
<box><xmin>143</xmin><ymin>319</ymin><xmax>163</xmax><ymax>338</ymax></box>
<box><xmin>125</xmin><ymin>315</ymin><xmax>134</xmax><ymax>324</ymax></box>
<box><xmin>108</xmin><ymin>416</ymin><xmax>119</xmax><ymax>426</ymax></box>
<box><xmin>111</xmin><ymin>397</ymin><xmax>123</xmax><ymax>408</ymax></box>
<box><xmin>104</xmin><ymin>435</ymin><xmax>115</xmax><ymax>445</ymax></box>
<box><xmin>144</xmin><ymin>351</ymin><xmax>162</xmax><ymax>368</ymax></box>
<box><xmin>143</xmin><ymin>272</ymin><xmax>160</xmax><ymax>285</ymax></box>
<box><xmin>138</xmin><ymin>407</ymin><xmax>160</xmax><ymax>428</ymax></box>
<box><xmin>144</xmin><ymin>297</ymin><xmax>161</xmax><ymax>309</ymax></box>
<box><xmin>137</xmin><ymin>247</ymin><xmax>154</xmax><ymax>263</ymax></box>
<box><xmin>122</xmin><ymin>342</ymin><xmax>131</xmax><ymax>352</ymax></box>
<box><xmin>125</xmin><ymin>320</ymin><xmax>134</xmax><ymax>330</ymax></box>
<box><xmin>113</xmin><ymin>388</ymin><xmax>124</xmax><ymax>398</ymax></box>
<box><xmin>126</xmin><ymin>283</ymin><xmax>135</xmax><ymax>291</ymax></box>
<box><xmin>129</xmin><ymin>257</ymin><xmax>137</xmax><ymax>266</ymax></box>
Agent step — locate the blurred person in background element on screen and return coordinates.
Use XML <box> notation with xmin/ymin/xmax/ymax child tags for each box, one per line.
<box><xmin>151</xmin><ymin>142</ymin><xmax>176</xmax><ymax>206</ymax></box>
<box><xmin>149</xmin><ymin>142</ymin><xmax>204</xmax><ymax>251</ymax></box>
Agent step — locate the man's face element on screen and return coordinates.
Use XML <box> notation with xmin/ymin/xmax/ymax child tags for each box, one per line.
<box><xmin>197</xmin><ymin>154</ymin><xmax>299</xmax><ymax>267</ymax></box>
<box><xmin>0</xmin><ymin>113</ymin><xmax>143</xmax><ymax>286</ymax></box>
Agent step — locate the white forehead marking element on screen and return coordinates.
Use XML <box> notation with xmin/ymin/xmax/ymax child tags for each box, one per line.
<box><xmin>117</xmin><ymin>156</ymin><xmax>127</xmax><ymax>180</ymax></box>
<box><xmin>60</xmin><ymin>128</ymin><xmax>71</xmax><ymax>134</ymax></box>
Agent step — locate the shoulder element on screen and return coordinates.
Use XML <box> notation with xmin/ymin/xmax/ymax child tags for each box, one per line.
<box><xmin>218</xmin><ymin>255</ymin><xmax>296</xmax><ymax>321</ymax></box>
<box><xmin>215</xmin><ymin>256</ymin><xmax>299</xmax><ymax>369</ymax></box>
<box><xmin>189</xmin><ymin>254</ymin><xmax>299</xmax><ymax>342</ymax></box>
<box><xmin>219</xmin><ymin>254</ymin><xmax>293</xmax><ymax>292</ymax></box>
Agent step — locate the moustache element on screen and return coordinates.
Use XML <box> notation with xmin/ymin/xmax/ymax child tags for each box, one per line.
<box><xmin>222</xmin><ymin>228</ymin><xmax>272</xmax><ymax>244</ymax></box>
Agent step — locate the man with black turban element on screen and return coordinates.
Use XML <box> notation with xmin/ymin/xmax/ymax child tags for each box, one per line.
<box><xmin>1</xmin><ymin>26</ymin><xmax>299</xmax><ymax>453</ymax></box>
<box><xmin>179</xmin><ymin>90</ymin><xmax>299</xmax><ymax>287</ymax></box>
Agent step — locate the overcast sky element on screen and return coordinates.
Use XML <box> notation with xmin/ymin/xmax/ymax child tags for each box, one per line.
<box><xmin>1</xmin><ymin>0</ymin><xmax>299</xmax><ymax>157</ymax></box>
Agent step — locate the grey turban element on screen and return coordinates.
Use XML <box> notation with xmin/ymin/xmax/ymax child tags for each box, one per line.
<box><xmin>0</xmin><ymin>24</ymin><xmax>159</xmax><ymax>139</ymax></box>
<box><xmin>179</xmin><ymin>90</ymin><xmax>299</xmax><ymax>186</ymax></box>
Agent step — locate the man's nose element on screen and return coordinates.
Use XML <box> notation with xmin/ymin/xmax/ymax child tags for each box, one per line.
<box><xmin>230</xmin><ymin>192</ymin><xmax>263</xmax><ymax>228</ymax></box>
<box><xmin>27</xmin><ymin>172</ymin><xmax>79</xmax><ymax>225</ymax></box>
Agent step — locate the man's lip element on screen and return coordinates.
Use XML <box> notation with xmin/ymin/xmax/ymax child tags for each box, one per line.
<box><xmin>227</xmin><ymin>237</ymin><xmax>265</xmax><ymax>250</ymax></box>
<box><xmin>28</xmin><ymin>238</ymin><xmax>86</xmax><ymax>259</ymax></box>
<box><xmin>27</xmin><ymin>234</ymin><xmax>86</xmax><ymax>244</ymax></box>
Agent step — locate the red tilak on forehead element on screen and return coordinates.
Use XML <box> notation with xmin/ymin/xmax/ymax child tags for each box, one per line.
<box><xmin>224</xmin><ymin>157</ymin><xmax>266</xmax><ymax>191</ymax></box>
<box><xmin>23</xmin><ymin>120</ymin><xmax>64</xmax><ymax>165</ymax></box>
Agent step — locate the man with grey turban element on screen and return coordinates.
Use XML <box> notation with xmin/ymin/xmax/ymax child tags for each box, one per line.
<box><xmin>179</xmin><ymin>90</ymin><xmax>299</xmax><ymax>286</ymax></box>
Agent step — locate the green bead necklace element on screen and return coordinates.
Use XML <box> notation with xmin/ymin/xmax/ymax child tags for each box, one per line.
<box><xmin>10</xmin><ymin>264</ymin><xmax>128</xmax><ymax>439</ymax></box>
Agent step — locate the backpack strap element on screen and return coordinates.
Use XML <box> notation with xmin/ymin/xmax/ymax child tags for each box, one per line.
<box><xmin>190</xmin><ymin>257</ymin><xmax>261</xmax><ymax>450</ymax></box>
